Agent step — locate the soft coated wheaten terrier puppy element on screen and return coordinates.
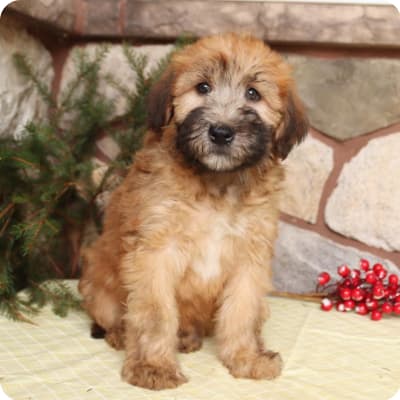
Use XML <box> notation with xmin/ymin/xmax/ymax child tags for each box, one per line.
<box><xmin>79</xmin><ymin>32</ymin><xmax>308</xmax><ymax>390</ymax></box>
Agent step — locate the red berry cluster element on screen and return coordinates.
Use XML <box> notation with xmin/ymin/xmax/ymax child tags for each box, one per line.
<box><xmin>317</xmin><ymin>259</ymin><xmax>400</xmax><ymax>321</ymax></box>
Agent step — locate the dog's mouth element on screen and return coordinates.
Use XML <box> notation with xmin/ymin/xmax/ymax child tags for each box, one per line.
<box><xmin>176</xmin><ymin>107</ymin><xmax>272</xmax><ymax>172</ymax></box>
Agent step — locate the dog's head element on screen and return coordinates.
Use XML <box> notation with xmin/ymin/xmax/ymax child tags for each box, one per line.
<box><xmin>147</xmin><ymin>33</ymin><xmax>308</xmax><ymax>172</ymax></box>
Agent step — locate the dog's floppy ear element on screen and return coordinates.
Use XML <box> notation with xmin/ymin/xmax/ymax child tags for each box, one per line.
<box><xmin>146</xmin><ymin>69</ymin><xmax>175</xmax><ymax>134</ymax></box>
<box><xmin>273</xmin><ymin>91</ymin><xmax>308</xmax><ymax>160</ymax></box>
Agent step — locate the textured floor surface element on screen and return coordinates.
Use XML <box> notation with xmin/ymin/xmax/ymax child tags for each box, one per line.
<box><xmin>1</xmin><ymin>282</ymin><xmax>400</xmax><ymax>400</ymax></box>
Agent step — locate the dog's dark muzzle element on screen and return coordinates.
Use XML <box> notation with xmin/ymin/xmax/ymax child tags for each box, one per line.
<box><xmin>208</xmin><ymin>124</ymin><xmax>235</xmax><ymax>146</ymax></box>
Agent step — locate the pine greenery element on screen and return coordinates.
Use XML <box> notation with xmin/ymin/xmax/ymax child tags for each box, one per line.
<box><xmin>0</xmin><ymin>40</ymin><xmax>189</xmax><ymax>321</ymax></box>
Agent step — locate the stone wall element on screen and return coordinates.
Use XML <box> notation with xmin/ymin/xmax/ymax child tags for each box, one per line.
<box><xmin>2</xmin><ymin>1</ymin><xmax>400</xmax><ymax>293</ymax></box>
<box><xmin>0</xmin><ymin>17</ymin><xmax>53</xmax><ymax>139</ymax></box>
<box><xmin>6</xmin><ymin>0</ymin><xmax>400</xmax><ymax>47</ymax></box>
<box><xmin>274</xmin><ymin>54</ymin><xmax>400</xmax><ymax>291</ymax></box>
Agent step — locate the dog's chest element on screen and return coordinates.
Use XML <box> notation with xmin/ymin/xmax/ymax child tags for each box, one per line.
<box><xmin>191</xmin><ymin>217</ymin><xmax>226</xmax><ymax>281</ymax></box>
<box><xmin>188</xmin><ymin>201</ymin><xmax>241</xmax><ymax>282</ymax></box>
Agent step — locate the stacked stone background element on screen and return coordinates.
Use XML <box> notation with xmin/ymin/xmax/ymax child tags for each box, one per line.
<box><xmin>2</xmin><ymin>1</ymin><xmax>400</xmax><ymax>293</ymax></box>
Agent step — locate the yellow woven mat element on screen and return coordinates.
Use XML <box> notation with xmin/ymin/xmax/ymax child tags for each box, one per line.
<box><xmin>1</xmin><ymin>282</ymin><xmax>399</xmax><ymax>400</ymax></box>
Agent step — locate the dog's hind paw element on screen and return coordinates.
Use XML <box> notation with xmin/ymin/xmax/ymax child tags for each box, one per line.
<box><xmin>177</xmin><ymin>329</ymin><xmax>203</xmax><ymax>353</ymax></box>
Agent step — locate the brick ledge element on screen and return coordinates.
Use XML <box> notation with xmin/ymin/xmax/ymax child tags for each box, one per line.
<box><xmin>6</xmin><ymin>0</ymin><xmax>400</xmax><ymax>48</ymax></box>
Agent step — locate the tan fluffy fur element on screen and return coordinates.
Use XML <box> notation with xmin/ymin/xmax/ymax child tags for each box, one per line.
<box><xmin>79</xmin><ymin>33</ymin><xmax>307</xmax><ymax>390</ymax></box>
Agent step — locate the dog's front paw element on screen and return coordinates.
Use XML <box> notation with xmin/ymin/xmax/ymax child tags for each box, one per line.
<box><xmin>122</xmin><ymin>358</ymin><xmax>188</xmax><ymax>390</ymax></box>
<box><xmin>227</xmin><ymin>351</ymin><xmax>282</xmax><ymax>380</ymax></box>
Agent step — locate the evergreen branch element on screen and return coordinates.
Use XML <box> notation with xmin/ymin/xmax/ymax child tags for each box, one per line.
<box><xmin>0</xmin><ymin>203</ymin><xmax>14</xmax><ymax>220</ymax></box>
<box><xmin>30</xmin><ymin>281</ymin><xmax>82</xmax><ymax>317</ymax></box>
<box><xmin>68</xmin><ymin>163</ymin><xmax>116</xmax><ymax>276</ymax></box>
<box><xmin>122</xmin><ymin>44</ymin><xmax>148</xmax><ymax>81</ymax></box>
<box><xmin>0</xmin><ymin>215</ymin><xmax>12</xmax><ymax>237</ymax></box>
<box><xmin>14</xmin><ymin>310</ymin><xmax>37</xmax><ymax>325</ymax></box>
<box><xmin>55</xmin><ymin>182</ymin><xmax>76</xmax><ymax>202</ymax></box>
<box><xmin>0</xmin><ymin>297</ymin><xmax>38</xmax><ymax>324</ymax></box>
<box><xmin>0</xmin><ymin>203</ymin><xmax>14</xmax><ymax>237</ymax></box>
<box><xmin>11</xmin><ymin>156</ymin><xmax>39</xmax><ymax>169</ymax></box>
<box><xmin>45</xmin><ymin>219</ymin><xmax>59</xmax><ymax>233</ymax></box>
<box><xmin>12</xmin><ymin>53</ymin><xmax>55</xmax><ymax>107</ymax></box>
<box><xmin>1</xmin><ymin>39</ymin><xmax>183</xmax><ymax>321</ymax></box>
<box><xmin>103</xmin><ymin>73</ymin><xmax>133</xmax><ymax>101</ymax></box>
<box><xmin>26</xmin><ymin>219</ymin><xmax>45</xmax><ymax>253</ymax></box>
<box><xmin>59</xmin><ymin>45</ymin><xmax>110</xmax><ymax>111</ymax></box>
<box><xmin>45</xmin><ymin>254</ymin><xmax>64</xmax><ymax>278</ymax></box>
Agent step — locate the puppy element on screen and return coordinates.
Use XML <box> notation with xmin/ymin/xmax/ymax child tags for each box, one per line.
<box><xmin>79</xmin><ymin>32</ymin><xmax>308</xmax><ymax>390</ymax></box>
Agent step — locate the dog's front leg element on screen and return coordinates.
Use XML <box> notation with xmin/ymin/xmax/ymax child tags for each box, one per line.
<box><xmin>216</xmin><ymin>267</ymin><xmax>282</xmax><ymax>380</ymax></box>
<box><xmin>120</xmin><ymin>248</ymin><xmax>188</xmax><ymax>390</ymax></box>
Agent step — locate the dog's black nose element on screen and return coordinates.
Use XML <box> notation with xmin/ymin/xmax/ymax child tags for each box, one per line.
<box><xmin>208</xmin><ymin>125</ymin><xmax>235</xmax><ymax>145</ymax></box>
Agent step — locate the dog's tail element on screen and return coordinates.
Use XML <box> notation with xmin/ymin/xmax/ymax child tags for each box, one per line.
<box><xmin>90</xmin><ymin>322</ymin><xmax>106</xmax><ymax>339</ymax></box>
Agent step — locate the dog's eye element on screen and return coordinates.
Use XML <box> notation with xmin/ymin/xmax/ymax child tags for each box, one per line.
<box><xmin>196</xmin><ymin>82</ymin><xmax>212</xmax><ymax>95</ymax></box>
<box><xmin>246</xmin><ymin>87</ymin><xmax>261</xmax><ymax>102</ymax></box>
